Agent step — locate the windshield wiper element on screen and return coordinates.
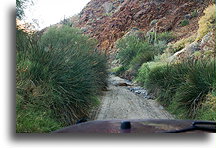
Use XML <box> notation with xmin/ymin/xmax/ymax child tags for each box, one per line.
<box><xmin>164</xmin><ymin>121</ymin><xmax>216</xmax><ymax>133</ymax></box>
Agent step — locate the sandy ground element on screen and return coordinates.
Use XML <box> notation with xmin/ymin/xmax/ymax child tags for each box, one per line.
<box><xmin>96</xmin><ymin>75</ymin><xmax>174</xmax><ymax>120</ymax></box>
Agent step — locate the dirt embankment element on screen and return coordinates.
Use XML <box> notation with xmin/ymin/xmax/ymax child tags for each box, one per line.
<box><xmin>95</xmin><ymin>75</ymin><xmax>173</xmax><ymax>120</ymax></box>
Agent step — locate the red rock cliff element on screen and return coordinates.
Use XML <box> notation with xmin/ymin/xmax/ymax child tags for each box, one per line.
<box><xmin>75</xmin><ymin>0</ymin><xmax>211</xmax><ymax>54</ymax></box>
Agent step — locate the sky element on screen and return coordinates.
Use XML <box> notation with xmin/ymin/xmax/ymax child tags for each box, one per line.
<box><xmin>24</xmin><ymin>0</ymin><xmax>91</xmax><ymax>29</ymax></box>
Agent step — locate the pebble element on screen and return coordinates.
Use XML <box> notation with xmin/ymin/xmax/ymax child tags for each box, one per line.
<box><xmin>126</xmin><ymin>85</ymin><xmax>152</xmax><ymax>99</ymax></box>
<box><xmin>110</xmin><ymin>76</ymin><xmax>153</xmax><ymax>100</ymax></box>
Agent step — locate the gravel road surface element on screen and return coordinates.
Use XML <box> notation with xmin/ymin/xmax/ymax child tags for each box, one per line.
<box><xmin>96</xmin><ymin>75</ymin><xmax>174</xmax><ymax>120</ymax></box>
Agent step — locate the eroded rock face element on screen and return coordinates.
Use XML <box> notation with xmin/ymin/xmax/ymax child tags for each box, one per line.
<box><xmin>200</xmin><ymin>32</ymin><xmax>214</xmax><ymax>50</ymax></box>
<box><xmin>75</xmin><ymin>0</ymin><xmax>211</xmax><ymax>54</ymax></box>
<box><xmin>169</xmin><ymin>42</ymin><xmax>200</xmax><ymax>62</ymax></box>
<box><xmin>169</xmin><ymin>31</ymin><xmax>215</xmax><ymax>62</ymax></box>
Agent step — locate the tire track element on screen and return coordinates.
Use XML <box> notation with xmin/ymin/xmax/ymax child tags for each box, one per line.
<box><xmin>96</xmin><ymin>75</ymin><xmax>174</xmax><ymax>120</ymax></box>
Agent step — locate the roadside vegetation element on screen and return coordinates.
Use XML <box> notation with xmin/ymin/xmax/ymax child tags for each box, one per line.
<box><xmin>114</xmin><ymin>4</ymin><xmax>216</xmax><ymax>121</ymax></box>
<box><xmin>16</xmin><ymin>0</ymin><xmax>108</xmax><ymax>133</ymax></box>
<box><xmin>16</xmin><ymin>25</ymin><xmax>108</xmax><ymax>133</ymax></box>
<box><xmin>115</xmin><ymin>31</ymin><xmax>174</xmax><ymax>78</ymax></box>
<box><xmin>143</xmin><ymin>60</ymin><xmax>216</xmax><ymax>120</ymax></box>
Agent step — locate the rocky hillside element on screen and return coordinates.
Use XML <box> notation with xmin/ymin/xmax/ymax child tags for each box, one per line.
<box><xmin>74</xmin><ymin>0</ymin><xmax>212</xmax><ymax>54</ymax></box>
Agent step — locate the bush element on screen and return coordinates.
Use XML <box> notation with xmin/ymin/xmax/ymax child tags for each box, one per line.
<box><xmin>196</xmin><ymin>91</ymin><xmax>216</xmax><ymax>121</ymax></box>
<box><xmin>129</xmin><ymin>43</ymin><xmax>155</xmax><ymax>70</ymax></box>
<box><xmin>146</xmin><ymin>31</ymin><xmax>175</xmax><ymax>45</ymax></box>
<box><xmin>196</xmin><ymin>4</ymin><xmax>216</xmax><ymax>41</ymax></box>
<box><xmin>116</xmin><ymin>31</ymin><xmax>174</xmax><ymax>76</ymax></box>
<box><xmin>145</xmin><ymin>60</ymin><xmax>216</xmax><ymax>120</ymax></box>
<box><xmin>39</xmin><ymin>26</ymin><xmax>97</xmax><ymax>52</ymax></box>
<box><xmin>116</xmin><ymin>36</ymin><xmax>142</xmax><ymax>66</ymax></box>
<box><xmin>16</xmin><ymin>95</ymin><xmax>61</xmax><ymax>133</ymax></box>
<box><xmin>153</xmin><ymin>41</ymin><xmax>168</xmax><ymax>55</ymax></box>
<box><xmin>191</xmin><ymin>10</ymin><xmax>198</xmax><ymax>18</ymax></box>
<box><xmin>111</xmin><ymin>66</ymin><xmax>127</xmax><ymax>76</ymax></box>
<box><xmin>116</xmin><ymin>35</ymin><xmax>155</xmax><ymax>74</ymax></box>
<box><xmin>135</xmin><ymin>62</ymin><xmax>166</xmax><ymax>86</ymax></box>
<box><xmin>157</xmin><ymin>32</ymin><xmax>175</xmax><ymax>43</ymax></box>
<box><xmin>16</xmin><ymin>26</ymin><xmax>108</xmax><ymax>132</ymax></box>
<box><xmin>180</xmin><ymin>19</ymin><xmax>189</xmax><ymax>26</ymax></box>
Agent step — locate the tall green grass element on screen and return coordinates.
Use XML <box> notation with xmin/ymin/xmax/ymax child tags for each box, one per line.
<box><xmin>135</xmin><ymin>62</ymin><xmax>166</xmax><ymax>86</ymax></box>
<box><xmin>16</xmin><ymin>25</ymin><xmax>108</xmax><ymax>132</ymax></box>
<box><xmin>116</xmin><ymin>35</ymin><xmax>155</xmax><ymax>75</ymax></box>
<box><xmin>142</xmin><ymin>60</ymin><xmax>216</xmax><ymax>120</ymax></box>
<box><xmin>115</xmin><ymin>31</ymin><xmax>175</xmax><ymax>77</ymax></box>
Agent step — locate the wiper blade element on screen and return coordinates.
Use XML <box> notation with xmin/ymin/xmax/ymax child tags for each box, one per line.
<box><xmin>164</xmin><ymin>121</ymin><xmax>216</xmax><ymax>133</ymax></box>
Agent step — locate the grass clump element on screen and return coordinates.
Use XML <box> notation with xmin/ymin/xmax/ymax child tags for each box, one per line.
<box><xmin>157</xmin><ymin>32</ymin><xmax>175</xmax><ymax>44</ymax></box>
<box><xmin>116</xmin><ymin>35</ymin><xmax>155</xmax><ymax>75</ymax></box>
<box><xmin>196</xmin><ymin>91</ymin><xmax>216</xmax><ymax>121</ymax></box>
<box><xmin>16</xmin><ymin>25</ymin><xmax>108</xmax><ymax>132</ymax></box>
<box><xmin>191</xmin><ymin>10</ymin><xmax>198</xmax><ymax>18</ymax></box>
<box><xmin>144</xmin><ymin>60</ymin><xmax>216</xmax><ymax>120</ymax></box>
<box><xmin>135</xmin><ymin>62</ymin><xmax>166</xmax><ymax>86</ymax></box>
<box><xmin>116</xmin><ymin>36</ymin><xmax>151</xmax><ymax>66</ymax></box>
<box><xmin>116</xmin><ymin>31</ymin><xmax>175</xmax><ymax>77</ymax></box>
<box><xmin>180</xmin><ymin>19</ymin><xmax>190</xmax><ymax>27</ymax></box>
<box><xmin>111</xmin><ymin>66</ymin><xmax>127</xmax><ymax>76</ymax></box>
<box><xmin>146</xmin><ymin>31</ymin><xmax>175</xmax><ymax>45</ymax></box>
<box><xmin>196</xmin><ymin>4</ymin><xmax>216</xmax><ymax>41</ymax></box>
<box><xmin>16</xmin><ymin>95</ymin><xmax>61</xmax><ymax>133</ymax></box>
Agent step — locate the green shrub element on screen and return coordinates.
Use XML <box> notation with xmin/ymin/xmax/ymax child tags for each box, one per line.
<box><xmin>129</xmin><ymin>42</ymin><xmax>155</xmax><ymax>71</ymax></box>
<box><xmin>196</xmin><ymin>91</ymin><xmax>216</xmax><ymax>121</ymax></box>
<box><xmin>196</xmin><ymin>105</ymin><xmax>216</xmax><ymax>121</ymax></box>
<box><xmin>16</xmin><ymin>95</ymin><xmax>61</xmax><ymax>133</ymax></box>
<box><xmin>145</xmin><ymin>60</ymin><xmax>216</xmax><ymax>120</ymax></box>
<box><xmin>145</xmin><ymin>64</ymin><xmax>183</xmax><ymax>104</ymax></box>
<box><xmin>180</xmin><ymin>19</ymin><xmax>189</xmax><ymax>26</ymax></box>
<box><xmin>146</xmin><ymin>31</ymin><xmax>175</xmax><ymax>45</ymax></box>
<box><xmin>39</xmin><ymin>26</ymin><xmax>97</xmax><ymax>52</ymax></box>
<box><xmin>111</xmin><ymin>66</ymin><xmax>126</xmax><ymax>75</ymax></box>
<box><xmin>116</xmin><ymin>36</ymin><xmax>142</xmax><ymax>67</ymax></box>
<box><xmin>153</xmin><ymin>41</ymin><xmax>168</xmax><ymax>55</ymax></box>
<box><xmin>157</xmin><ymin>32</ymin><xmax>175</xmax><ymax>43</ymax></box>
<box><xmin>116</xmin><ymin>35</ymin><xmax>155</xmax><ymax>74</ymax></box>
<box><xmin>135</xmin><ymin>62</ymin><xmax>166</xmax><ymax>86</ymax></box>
<box><xmin>191</xmin><ymin>10</ymin><xmax>198</xmax><ymax>18</ymax></box>
<box><xmin>116</xmin><ymin>31</ymin><xmax>174</xmax><ymax>76</ymax></box>
<box><xmin>16</xmin><ymin>26</ymin><xmax>108</xmax><ymax>132</ymax></box>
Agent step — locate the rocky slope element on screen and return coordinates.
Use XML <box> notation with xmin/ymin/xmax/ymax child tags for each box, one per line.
<box><xmin>74</xmin><ymin>0</ymin><xmax>212</xmax><ymax>54</ymax></box>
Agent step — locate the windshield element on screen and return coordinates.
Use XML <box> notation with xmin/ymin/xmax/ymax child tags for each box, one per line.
<box><xmin>16</xmin><ymin>0</ymin><xmax>216</xmax><ymax>133</ymax></box>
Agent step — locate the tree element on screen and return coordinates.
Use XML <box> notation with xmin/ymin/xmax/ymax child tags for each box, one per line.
<box><xmin>16</xmin><ymin>0</ymin><xmax>29</xmax><ymax>19</ymax></box>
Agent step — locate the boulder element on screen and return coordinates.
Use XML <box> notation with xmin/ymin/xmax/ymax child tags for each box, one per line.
<box><xmin>169</xmin><ymin>41</ymin><xmax>200</xmax><ymax>62</ymax></box>
<box><xmin>103</xmin><ymin>2</ymin><xmax>114</xmax><ymax>14</ymax></box>
<box><xmin>184</xmin><ymin>14</ymin><xmax>192</xmax><ymax>20</ymax></box>
<box><xmin>200</xmin><ymin>32</ymin><xmax>213</xmax><ymax>51</ymax></box>
<box><xmin>185</xmin><ymin>42</ymin><xmax>200</xmax><ymax>53</ymax></box>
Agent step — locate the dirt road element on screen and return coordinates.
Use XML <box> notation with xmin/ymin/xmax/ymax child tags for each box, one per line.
<box><xmin>96</xmin><ymin>75</ymin><xmax>174</xmax><ymax>120</ymax></box>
